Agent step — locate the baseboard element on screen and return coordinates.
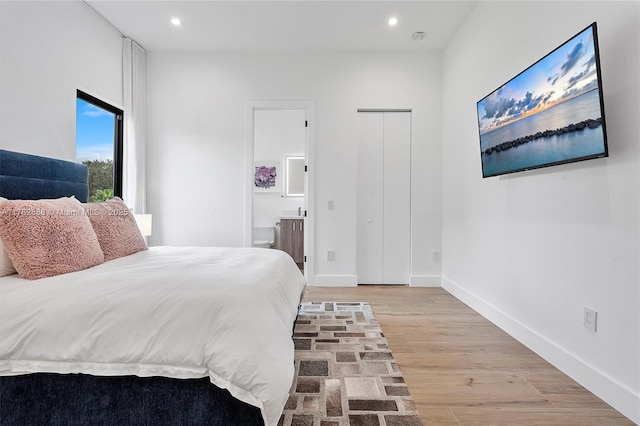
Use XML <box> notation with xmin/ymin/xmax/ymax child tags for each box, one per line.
<box><xmin>409</xmin><ymin>275</ymin><xmax>441</xmax><ymax>287</ymax></box>
<box><xmin>441</xmin><ymin>276</ymin><xmax>640</xmax><ymax>425</ymax></box>
<box><xmin>311</xmin><ymin>275</ymin><xmax>358</xmax><ymax>287</ymax></box>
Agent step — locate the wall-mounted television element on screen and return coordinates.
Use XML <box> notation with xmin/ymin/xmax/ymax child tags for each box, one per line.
<box><xmin>477</xmin><ymin>22</ymin><xmax>608</xmax><ymax>178</ymax></box>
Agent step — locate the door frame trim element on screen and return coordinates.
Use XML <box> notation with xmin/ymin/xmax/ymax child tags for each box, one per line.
<box><xmin>244</xmin><ymin>100</ymin><xmax>316</xmax><ymax>284</ymax></box>
<box><xmin>357</xmin><ymin>108</ymin><xmax>412</xmax><ymax>113</ymax></box>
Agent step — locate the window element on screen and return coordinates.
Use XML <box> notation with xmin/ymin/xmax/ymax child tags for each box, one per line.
<box><xmin>75</xmin><ymin>90</ymin><xmax>123</xmax><ymax>202</ymax></box>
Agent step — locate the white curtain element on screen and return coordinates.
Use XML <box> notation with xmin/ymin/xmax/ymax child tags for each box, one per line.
<box><xmin>122</xmin><ymin>38</ymin><xmax>147</xmax><ymax>214</ymax></box>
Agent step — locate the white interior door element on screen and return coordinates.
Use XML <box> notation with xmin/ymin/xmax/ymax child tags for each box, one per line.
<box><xmin>382</xmin><ymin>112</ymin><xmax>411</xmax><ymax>283</ymax></box>
<box><xmin>356</xmin><ymin>113</ymin><xmax>384</xmax><ymax>284</ymax></box>
<box><xmin>357</xmin><ymin>111</ymin><xmax>411</xmax><ymax>285</ymax></box>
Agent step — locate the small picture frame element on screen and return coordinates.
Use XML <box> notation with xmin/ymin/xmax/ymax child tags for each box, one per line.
<box><xmin>254</xmin><ymin>160</ymin><xmax>281</xmax><ymax>193</ymax></box>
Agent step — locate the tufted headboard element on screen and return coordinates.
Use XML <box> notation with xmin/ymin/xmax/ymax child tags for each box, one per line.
<box><xmin>0</xmin><ymin>149</ymin><xmax>89</xmax><ymax>202</ymax></box>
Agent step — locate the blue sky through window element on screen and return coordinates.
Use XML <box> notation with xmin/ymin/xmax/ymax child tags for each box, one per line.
<box><xmin>76</xmin><ymin>97</ymin><xmax>115</xmax><ymax>162</ymax></box>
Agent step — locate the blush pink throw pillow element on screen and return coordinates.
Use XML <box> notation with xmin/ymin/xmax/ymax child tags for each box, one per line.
<box><xmin>0</xmin><ymin>197</ymin><xmax>17</xmax><ymax>277</ymax></box>
<box><xmin>0</xmin><ymin>197</ymin><xmax>105</xmax><ymax>280</ymax></box>
<box><xmin>83</xmin><ymin>197</ymin><xmax>147</xmax><ymax>261</ymax></box>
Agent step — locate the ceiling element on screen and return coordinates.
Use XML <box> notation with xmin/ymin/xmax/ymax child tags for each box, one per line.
<box><xmin>85</xmin><ymin>1</ymin><xmax>479</xmax><ymax>52</ymax></box>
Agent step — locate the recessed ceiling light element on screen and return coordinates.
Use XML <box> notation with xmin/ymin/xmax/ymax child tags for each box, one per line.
<box><xmin>170</xmin><ymin>17</ymin><xmax>182</xmax><ymax>26</ymax></box>
<box><xmin>388</xmin><ymin>17</ymin><xmax>398</xmax><ymax>27</ymax></box>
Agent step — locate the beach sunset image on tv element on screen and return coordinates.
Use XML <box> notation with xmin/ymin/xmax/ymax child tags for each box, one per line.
<box><xmin>477</xmin><ymin>23</ymin><xmax>607</xmax><ymax>178</ymax></box>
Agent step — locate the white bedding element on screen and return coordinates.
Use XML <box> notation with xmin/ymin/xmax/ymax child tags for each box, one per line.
<box><xmin>0</xmin><ymin>246</ymin><xmax>306</xmax><ymax>426</ymax></box>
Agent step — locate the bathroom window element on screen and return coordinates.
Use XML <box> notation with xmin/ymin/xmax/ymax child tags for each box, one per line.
<box><xmin>285</xmin><ymin>156</ymin><xmax>305</xmax><ymax>197</ymax></box>
<box><xmin>75</xmin><ymin>90</ymin><xmax>123</xmax><ymax>202</ymax></box>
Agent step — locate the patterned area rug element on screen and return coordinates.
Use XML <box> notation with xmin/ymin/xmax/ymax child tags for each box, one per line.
<box><xmin>279</xmin><ymin>302</ymin><xmax>424</xmax><ymax>426</ymax></box>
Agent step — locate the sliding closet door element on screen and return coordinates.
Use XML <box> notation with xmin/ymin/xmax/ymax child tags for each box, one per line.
<box><xmin>382</xmin><ymin>112</ymin><xmax>411</xmax><ymax>283</ymax></box>
<box><xmin>357</xmin><ymin>111</ymin><xmax>411</xmax><ymax>285</ymax></box>
<box><xmin>356</xmin><ymin>113</ymin><xmax>384</xmax><ymax>284</ymax></box>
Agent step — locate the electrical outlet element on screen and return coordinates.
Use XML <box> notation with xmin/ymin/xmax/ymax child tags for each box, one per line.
<box><xmin>328</xmin><ymin>200</ymin><xmax>335</xmax><ymax>210</ymax></box>
<box><xmin>584</xmin><ymin>307</ymin><xmax>597</xmax><ymax>332</ymax></box>
<box><xmin>327</xmin><ymin>250</ymin><xmax>335</xmax><ymax>261</ymax></box>
<box><xmin>432</xmin><ymin>251</ymin><xmax>441</xmax><ymax>262</ymax></box>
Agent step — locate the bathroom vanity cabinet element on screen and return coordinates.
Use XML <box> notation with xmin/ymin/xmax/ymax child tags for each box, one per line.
<box><xmin>280</xmin><ymin>218</ymin><xmax>304</xmax><ymax>266</ymax></box>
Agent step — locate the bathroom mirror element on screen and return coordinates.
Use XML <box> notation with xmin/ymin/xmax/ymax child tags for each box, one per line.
<box><xmin>285</xmin><ymin>156</ymin><xmax>305</xmax><ymax>197</ymax></box>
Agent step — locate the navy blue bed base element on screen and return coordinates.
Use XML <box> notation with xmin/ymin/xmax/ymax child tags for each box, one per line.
<box><xmin>0</xmin><ymin>373</ymin><xmax>263</xmax><ymax>426</ymax></box>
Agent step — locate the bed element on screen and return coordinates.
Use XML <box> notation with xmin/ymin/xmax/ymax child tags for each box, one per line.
<box><xmin>0</xmin><ymin>149</ymin><xmax>306</xmax><ymax>426</ymax></box>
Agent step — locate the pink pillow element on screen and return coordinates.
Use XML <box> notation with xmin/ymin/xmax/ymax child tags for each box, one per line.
<box><xmin>83</xmin><ymin>197</ymin><xmax>147</xmax><ymax>261</ymax></box>
<box><xmin>0</xmin><ymin>198</ymin><xmax>17</xmax><ymax>277</ymax></box>
<box><xmin>0</xmin><ymin>197</ymin><xmax>104</xmax><ymax>280</ymax></box>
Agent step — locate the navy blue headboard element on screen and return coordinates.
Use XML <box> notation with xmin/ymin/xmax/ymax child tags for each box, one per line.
<box><xmin>0</xmin><ymin>149</ymin><xmax>89</xmax><ymax>202</ymax></box>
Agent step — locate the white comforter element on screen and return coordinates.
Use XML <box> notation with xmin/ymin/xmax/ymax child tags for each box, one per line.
<box><xmin>0</xmin><ymin>246</ymin><xmax>306</xmax><ymax>426</ymax></box>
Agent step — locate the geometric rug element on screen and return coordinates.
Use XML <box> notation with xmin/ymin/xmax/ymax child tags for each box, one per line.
<box><xmin>279</xmin><ymin>302</ymin><xmax>424</xmax><ymax>426</ymax></box>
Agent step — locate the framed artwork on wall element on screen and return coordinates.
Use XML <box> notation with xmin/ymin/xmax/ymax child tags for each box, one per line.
<box><xmin>254</xmin><ymin>160</ymin><xmax>281</xmax><ymax>193</ymax></box>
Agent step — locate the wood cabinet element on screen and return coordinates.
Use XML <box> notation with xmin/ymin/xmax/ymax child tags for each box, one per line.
<box><xmin>280</xmin><ymin>218</ymin><xmax>304</xmax><ymax>265</ymax></box>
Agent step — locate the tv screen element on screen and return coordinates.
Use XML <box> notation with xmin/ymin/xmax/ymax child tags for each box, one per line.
<box><xmin>477</xmin><ymin>22</ymin><xmax>608</xmax><ymax>178</ymax></box>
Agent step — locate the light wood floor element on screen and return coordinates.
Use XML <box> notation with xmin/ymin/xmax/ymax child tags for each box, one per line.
<box><xmin>304</xmin><ymin>286</ymin><xmax>634</xmax><ymax>425</ymax></box>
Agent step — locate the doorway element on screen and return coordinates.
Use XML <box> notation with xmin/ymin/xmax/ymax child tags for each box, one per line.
<box><xmin>245</xmin><ymin>101</ymin><xmax>315</xmax><ymax>281</ymax></box>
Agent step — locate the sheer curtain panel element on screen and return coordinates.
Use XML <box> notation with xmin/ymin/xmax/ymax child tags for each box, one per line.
<box><xmin>122</xmin><ymin>38</ymin><xmax>147</xmax><ymax>215</ymax></box>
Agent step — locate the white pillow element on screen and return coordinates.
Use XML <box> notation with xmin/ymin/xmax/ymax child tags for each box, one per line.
<box><xmin>0</xmin><ymin>197</ymin><xmax>17</xmax><ymax>277</ymax></box>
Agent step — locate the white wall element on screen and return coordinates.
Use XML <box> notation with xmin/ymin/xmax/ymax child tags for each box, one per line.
<box><xmin>441</xmin><ymin>1</ymin><xmax>639</xmax><ymax>422</ymax></box>
<box><xmin>253</xmin><ymin>109</ymin><xmax>306</xmax><ymax>230</ymax></box>
<box><xmin>146</xmin><ymin>51</ymin><xmax>443</xmax><ymax>286</ymax></box>
<box><xmin>0</xmin><ymin>2</ymin><xmax>123</xmax><ymax>161</ymax></box>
